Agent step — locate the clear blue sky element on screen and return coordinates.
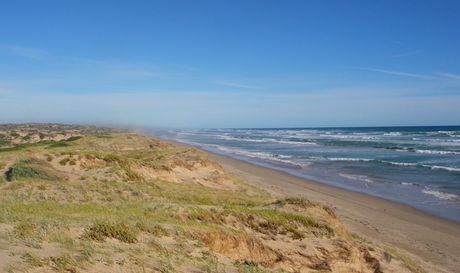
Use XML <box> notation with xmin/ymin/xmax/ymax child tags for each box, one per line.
<box><xmin>1</xmin><ymin>1</ymin><xmax>459</xmax><ymax>128</ymax></box>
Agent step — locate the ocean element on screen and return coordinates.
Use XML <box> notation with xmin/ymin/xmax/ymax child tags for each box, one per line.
<box><xmin>151</xmin><ymin>126</ymin><xmax>460</xmax><ymax>223</ymax></box>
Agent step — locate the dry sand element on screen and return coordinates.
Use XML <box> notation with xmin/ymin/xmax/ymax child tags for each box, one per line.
<box><xmin>170</xmin><ymin>140</ymin><xmax>460</xmax><ymax>273</ymax></box>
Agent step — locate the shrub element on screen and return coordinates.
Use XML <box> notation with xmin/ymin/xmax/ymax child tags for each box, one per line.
<box><xmin>59</xmin><ymin>157</ymin><xmax>71</xmax><ymax>166</ymax></box>
<box><xmin>66</xmin><ymin>136</ymin><xmax>82</xmax><ymax>142</ymax></box>
<box><xmin>82</xmin><ymin>220</ymin><xmax>139</xmax><ymax>243</ymax></box>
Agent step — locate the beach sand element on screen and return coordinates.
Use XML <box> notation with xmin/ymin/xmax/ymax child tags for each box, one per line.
<box><xmin>170</xmin><ymin>140</ymin><xmax>460</xmax><ymax>273</ymax></box>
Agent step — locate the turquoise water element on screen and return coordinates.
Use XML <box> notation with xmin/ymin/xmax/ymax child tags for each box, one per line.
<box><xmin>152</xmin><ymin>126</ymin><xmax>460</xmax><ymax>223</ymax></box>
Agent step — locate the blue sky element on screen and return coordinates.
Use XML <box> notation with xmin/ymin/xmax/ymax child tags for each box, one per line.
<box><xmin>1</xmin><ymin>1</ymin><xmax>459</xmax><ymax>128</ymax></box>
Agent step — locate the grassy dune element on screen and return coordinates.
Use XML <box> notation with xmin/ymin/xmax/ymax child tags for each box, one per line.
<box><xmin>0</xmin><ymin>124</ymin><xmax>424</xmax><ymax>272</ymax></box>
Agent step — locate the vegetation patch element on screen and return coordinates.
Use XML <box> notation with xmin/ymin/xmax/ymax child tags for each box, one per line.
<box><xmin>5</xmin><ymin>157</ymin><xmax>68</xmax><ymax>181</ymax></box>
<box><xmin>66</xmin><ymin>136</ymin><xmax>82</xmax><ymax>142</ymax></box>
<box><xmin>14</xmin><ymin>222</ymin><xmax>36</xmax><ymax>239</ymax></box>
<box><xmin>82</xmin><ymin>220</ymin><xmax>139</xmax><ymax>243</ymax></box>
<box><xmin>0</xmin><ymin>139</ymin><xmax>10</xmax><ymax>146</ymax></box>
<box><xmin>48</xmin><ymin>141</ymin><xmax>71</xmax><ymax>148</ymax></box>
<box><xmin>0</xmin><ymin>140</ymin><xmax>70</xmax><ymax>152</ymax></box>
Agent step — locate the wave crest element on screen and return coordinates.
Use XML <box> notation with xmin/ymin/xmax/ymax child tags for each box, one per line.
<box><xmin>422</xmin><ymin>190</ymin><xmax>459</xmax><ymax>200</ymax></box>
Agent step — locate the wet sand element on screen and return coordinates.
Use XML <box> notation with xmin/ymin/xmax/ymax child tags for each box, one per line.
<box><xmin>170</xmin><ymin>140</ymin><xmax>460</xmax><ymax>273</ymax></box>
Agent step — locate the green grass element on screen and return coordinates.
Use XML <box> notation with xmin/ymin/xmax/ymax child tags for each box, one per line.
<box><xmin>0</xmin><ymin>140</ymin><xmax>72</xmax><ymax>153</ymax></box>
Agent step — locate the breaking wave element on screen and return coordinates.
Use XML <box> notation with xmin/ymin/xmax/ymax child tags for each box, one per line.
<box><xmin>422</xmin><ymin>190</ymin><xmax>459</xmax><ymax>200</ymax></box>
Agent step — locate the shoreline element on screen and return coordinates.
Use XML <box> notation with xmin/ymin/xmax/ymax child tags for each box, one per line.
<box><xmin>167</xmin><ymin>139</ymin><xmax>460</xmax><ymax>273</ymax></box>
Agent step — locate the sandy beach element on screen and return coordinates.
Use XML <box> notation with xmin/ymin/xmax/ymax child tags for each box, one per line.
<box><xmin>170</xmin><ymin>140</ymin><xmax>460</xmax><ymax>273</ymax></box>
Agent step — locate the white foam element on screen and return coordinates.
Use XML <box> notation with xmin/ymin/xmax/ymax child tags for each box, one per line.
<box><xmin>438</xmin><ymin>131</ymin><xmax>458</xmax><ymax>135</ymax></box>
<box><xmin>425</xmin><ymin>165</ymin><xmax>460</xmax><ymax>172</ymax></box>
<box><xmin>422</xmin><ymin>190</ymin><xmax>459</xmax><ymax>200</ymax></box>
<box><xmin>400</xmin><ymin>182</ymin><xmax>419</xmax><ymax>186</ymax></box>
<box><xmin>219</xmin><ymin>135</ymin><xmax>271</xmax><ymax>143</ymax></box>
<box><xmin>279</xmin><ymin>140</ymin><xmax>317</xmax><ymax>146</ymax></box>
<box><xmin>413</xmin><ymin>138</ymin><xmax>460</xmax><ymax>144</ymax></box>
<box><xmin>339</xmin><ymin>173</ymin><xmax>376</xmax><ymax>183</ymax></box>
<box><xmin>212</xmin><ymin>145</ymin><xmax>311</xmax><ymax>168</ymax></box>
<box><xmin>218</xmin><ymin>135</ymin><xmax>317</xmax><ymax>146</ymax></box>
<box><xmin>415</xmin><ymin>149</ymin><xmax>460</xmax><ymax>155</ymax></box>
<box><xmin>328</xmin><ymin>157</ymin><xmax>373</xmax><ymax>162</ymax></box>
<box><xmin>320</xmin><ymin>134</ymin><xmax>375</xmax><ymax>140</ymax></box>
<box><xmin>386</xmin><ymin>161</ymin><xmax>418</xmax><ymax>166</ymax></box>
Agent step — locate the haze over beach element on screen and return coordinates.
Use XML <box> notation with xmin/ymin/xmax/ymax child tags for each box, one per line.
<box><xmin>1</xmin><ymin>1</ymin><xmax>460</xmax><ymax>272</ymax></box>
<box><xmin>1</xmin><ymin>1</ymin><xmax>459</xmax><ymax>128</ymax></box>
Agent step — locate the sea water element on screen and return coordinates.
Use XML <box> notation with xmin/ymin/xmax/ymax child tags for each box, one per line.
<box><xmin>151</xmin><ymin>126</ymin><xmax>460</xmax><ymax>223</ymax></box>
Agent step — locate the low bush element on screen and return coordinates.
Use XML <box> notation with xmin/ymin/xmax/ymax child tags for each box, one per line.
<box><xmin>48</xmin><ymin>142</ymin><xmax>70</xmax><ymax>148</ymax></box>
<box><xmin>4</xmin><ymin>157</ymin><xmax>67</xmax><ymax>181</ymax></box>
<box><xmin>59</xmin><ymin>157</ymin><xmax>71</xmax><ymax>166</ymax></box>
<box><xmin>66</xmin><ymin>136</ymin><xmax>82</xmax><ymax>142</ymax></box>
<box><xmin>82</xmin><ymin>220</ymin><xmax>139</xmax><ymax>243</ymax></box>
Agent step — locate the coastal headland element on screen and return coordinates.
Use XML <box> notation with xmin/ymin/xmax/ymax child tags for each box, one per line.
<box><xmin>0</xmin><ymin>123</ymin><xmax>458</xmax><ymax>272</ymax></box>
